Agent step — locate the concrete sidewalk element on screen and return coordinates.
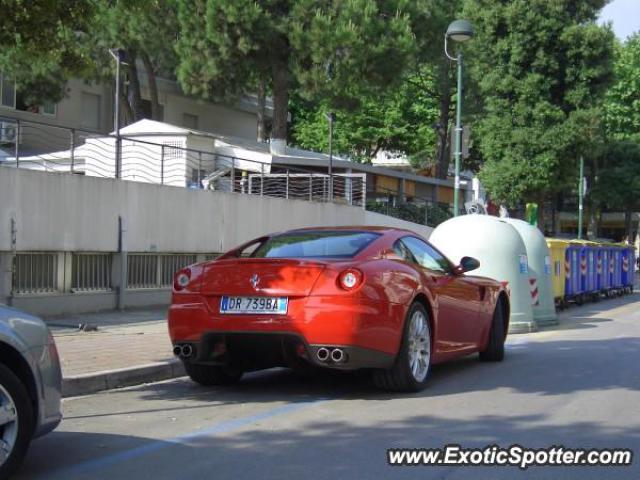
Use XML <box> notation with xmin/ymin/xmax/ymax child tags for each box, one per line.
<box><xmin>45</xmin><ymin>308</ymin><xmax>184</xmax><ymax>397</ymax></box>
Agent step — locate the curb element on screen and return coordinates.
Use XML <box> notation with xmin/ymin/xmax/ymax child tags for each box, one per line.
<box><xmin>62</xmin><ymin>359</ymin><xmax>185</xmax><ymax>398</ymax></box>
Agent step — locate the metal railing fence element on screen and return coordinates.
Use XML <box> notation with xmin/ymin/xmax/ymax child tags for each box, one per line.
<box><xmin>71</xmin><ymin>253</ymin><xmax>112</xmax><ymax>291</ymax></box>
<box><xmin>12</xmin><ymin>252</ymin><xmax>58</xmax><ymax>294</ymax></box>
<box><xmin>9</xmin><ymin>251</ymin><xmax>216</xmax><ymax>296</ymax></box>
<box><xmin>0</xmin><ymin>115</ymin><xmax>366</xmax><ymax>207</ymax></box>
<box><xmin>368</xmin><ymin>186</ymin><xmax>462</xmax><ymax>227</ymax></box>
<box><xmin>127</xmin><ymin>253</ymin><xmax>198</xmax><ymax>289</ymax></box>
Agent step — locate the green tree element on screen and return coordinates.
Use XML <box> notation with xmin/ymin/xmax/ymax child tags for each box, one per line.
<box><xmin>591</xmin><ymin>141</ymin><xmax>640</xmax><ymax>240</ymax></box>
<box><xmin>0</xmin><ymin>1</ymin><xmax>178</xmax><ymax>125</ymax></box>
<box><xmin>408</xmin><ymin>0</ymin><xmax>465</xmax><ymax>177</ymax></box>
<box><xmin>0</xmin><ymin>0</ymin><xmax>93</xmax><ymax>106</ymax></box>
<box><xmin>83</xmin><ymin>0</ymin><xmax>179</xmax><ymax>123</ymax></box>
<box><xmin>290</xmin><ymin>65</ymin><xmax>439</xmax><ymax>164</ymax></box>
<box><xmin>291</xmin><ymin>0</ymin><xmax>466</xmax><ymax>175</ymax></box>
<box><xmin>175</xmin><ymin>0</ymin><xmax>416</xmax><ymax>142</ymax></box>
<box><xmin>604</xmin><ymin>33</ymin><xmax>640</xmax><ymax>141</ymax></box>
<box><xmin>464</xmin><ymin>0</ymin><xmax>615</xmax><ymax>228</ymax></box>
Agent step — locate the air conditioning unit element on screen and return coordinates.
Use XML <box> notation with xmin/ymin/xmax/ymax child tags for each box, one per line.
<box><xmin>0</xmin><ymin>122</ymin><xmax>17</xmax><ymax>144</ymax></box>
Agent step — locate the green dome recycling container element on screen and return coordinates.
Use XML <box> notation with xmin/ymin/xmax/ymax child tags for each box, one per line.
<box><xmin>504</xmin><ymin>219</ymin><xmax>557</xmax><ymax>326</ymax></box>
<box><xmin>430</xmin><ymin>215</ymin><xmax>536</xmax><ymax>333</ymax></box>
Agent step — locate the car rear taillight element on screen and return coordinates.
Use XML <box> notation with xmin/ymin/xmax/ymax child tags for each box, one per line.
<box><xmin>174</xmin><ymin>268</ymin><xmax>191</xmax><ymax>291</ymax></box>
<box><xmin>338</xmin><ymin>269</ymin><xmax>363</xmax><ymax>291</ymax></box>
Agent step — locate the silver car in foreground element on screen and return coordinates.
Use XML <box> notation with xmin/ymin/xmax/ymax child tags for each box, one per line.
<box><xmin>0</xmin><ymin>305</ymin><xmax>62</xmax><ymax>477</ymax></box>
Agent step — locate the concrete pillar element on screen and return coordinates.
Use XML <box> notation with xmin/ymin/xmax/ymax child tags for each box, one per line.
<box><xmin>58</xmin><ymin>252</ymin><xmax>72</xmax><ymax>293</ymax></box>
<box><xmin>0</xmin><ymin>253</ymin><xmax>14</xmax><ymax>304</ymax></box>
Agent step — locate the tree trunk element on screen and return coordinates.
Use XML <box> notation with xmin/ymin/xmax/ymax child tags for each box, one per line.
<box><xmin>126</xmin><ymin>50</ymin><xmax>145</xmax><ymax>121</ymax></box>
<box><xmin>256</xmin><ymin>77</ymin><xmax>267</xmax><ymax>142</ymax></box>
<box><xmin>119</xmin><ymin>91</ymin><xmax>134</xmax><ymax>126</ymax></box>
<box><xmin>141</xmin><ymin>51</ymin><xmax>161</xmax><ymax>121</ymax></box>
<box><xmin>435</xmin><ymin>82</ymin><xmax>452</xmax><ymax>179</ymax></box>
<box><xmin>271</xmin><ymin>55</ymin><xmax>289</xmax><ymax>141</ymax></box>
<box><xmin>624</xmin><ymin>207</ymin><xmax>633</xmax><ymax>244</ymax></box>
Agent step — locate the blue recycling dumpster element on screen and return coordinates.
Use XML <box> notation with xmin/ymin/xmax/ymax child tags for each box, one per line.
<box><xmin>603</xmin><ymin>243</ymin><xmax>622</xmax><ymax>295</ymax></box>
<box><xmin>621</xmin><ymin>245</ymin><xmax>635</xmax><ymax>293</ymax></box>
<box><xmin>595</xmin><ymin>245</ymin><xmax>605</xmax><ymax>292</ymax></box>
<box><xmin>575</xmin><ymin>240</ymin><xmax>597</xmax><ymax>299</ymax></box>
<box><xmin>600</xmin><ymin>246</ymin><xmax>611</xmax><ymax>292</ymax></box>
<box><xmin>565</xmin><ymin>242</ymin><xmax>583</xmax><ymax>302</ymax></box>
<box><xmin>612</xmin><ymin>245</ymin><xmax>623</xmax><ymax>290</ymax></box>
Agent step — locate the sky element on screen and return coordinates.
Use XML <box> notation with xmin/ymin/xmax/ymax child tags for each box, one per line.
<box><xmin>599</xmin><ymin>0</ymin><xmax>640</xmax><ymax>40</ymax></box>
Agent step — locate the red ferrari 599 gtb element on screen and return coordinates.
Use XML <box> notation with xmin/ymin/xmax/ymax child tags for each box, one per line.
<box><xmin>168</xmin><ymin>227</ymin><xmax>509</xmax><ymax>392</ymax></box>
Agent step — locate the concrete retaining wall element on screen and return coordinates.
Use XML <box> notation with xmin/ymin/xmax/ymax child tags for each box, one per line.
<box><xmin>0</xmin><ymin>168</ymin><xmax>431</xmax><ymax>253</ymax></box>
<box><xmin>0</xmin><ymin>168</ymin><xmax>432</xmax><ymax>315</ymax></box>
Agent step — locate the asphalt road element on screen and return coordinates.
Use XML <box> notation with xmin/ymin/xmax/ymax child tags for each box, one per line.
<box><xmin>17</xmin><ymin>293</ymin><xmax>640</xmax><ymax>480</ymax></box>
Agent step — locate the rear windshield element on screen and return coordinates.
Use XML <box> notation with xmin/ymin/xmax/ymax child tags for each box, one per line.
<box><xmin>252</xmin><ymin>231</ymin><xmax>381</xmax><ymax>259</ymax></box>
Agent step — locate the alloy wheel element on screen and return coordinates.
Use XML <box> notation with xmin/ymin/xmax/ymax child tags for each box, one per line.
<box><xmin>407</xmin><ymin>310</ymin><xmax>430</xmax><ymax>382</ymax></box>
<box><xmin>0</xmin><ymin>384</ymin><xmax>18</xmax><ymax>466</ymax></box>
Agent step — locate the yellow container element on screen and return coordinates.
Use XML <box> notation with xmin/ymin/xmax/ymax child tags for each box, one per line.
<box><xmin>546</xmin><ymin>238</ymin><xmax>570</xmax><ymax>301</ymax></box>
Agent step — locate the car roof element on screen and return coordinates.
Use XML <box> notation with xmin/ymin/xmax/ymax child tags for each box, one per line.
<box><xmin>283</xmin><ymin>225</ymin><xmax>415</xmax><ymax>235</ymax></box>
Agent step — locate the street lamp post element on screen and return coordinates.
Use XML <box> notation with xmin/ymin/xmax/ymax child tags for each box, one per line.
<box><xmin>109</xmin><ymin>48</ymin><xmax>126</xmax><ymax>179</ymax></box>
<box><xmin>444</xmin><ymin>19</ymin><xmax>474</xmax><ymax>216</ymax></box>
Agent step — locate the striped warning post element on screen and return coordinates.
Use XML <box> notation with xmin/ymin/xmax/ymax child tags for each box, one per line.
<box><xmin>529</xmin><ymin>278</ymin><xmax>539</xmax><ymax>306</ymax></box>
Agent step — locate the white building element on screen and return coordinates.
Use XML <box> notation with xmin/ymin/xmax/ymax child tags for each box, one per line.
<box><xmin>0</xmin><ymin>72</ymin><xmax>273</xmax><ymax>155</ymax></box>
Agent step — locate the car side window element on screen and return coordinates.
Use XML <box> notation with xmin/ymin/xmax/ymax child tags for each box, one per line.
<box><xmin>400</xmin><ymin>236</ymin><xmax>452</xmax><ymax>274</ymax></box>
<box><xmin>392</xmin><ymin>240</ymin><xmax>415</xmax><ymax>262</ymax></box>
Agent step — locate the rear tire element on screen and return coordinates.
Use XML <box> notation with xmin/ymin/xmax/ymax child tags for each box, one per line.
<box><xmin>184</xmin><ymin>363</ymin><xmax>243</xmax><ymax>386</ymax></box>
<box><xmin>479</xmin><ymin>302</ymin><xmax>506</xmax><ymax>362</ymax></box>
<box><xmin>0</xmin><ymin>364</ymin><xmax>35</xmax><ymax>479</ymax></box>
<box><xmin>373</xmin><ymin>302</ymin><xmax>431</xmax><ymax>392</ymax></box>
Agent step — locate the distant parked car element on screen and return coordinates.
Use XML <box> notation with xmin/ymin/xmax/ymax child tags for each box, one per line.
<box><xmin>169</xmin><ymin>227</ymin><xmax>510</xmax><ymax>392</ymax></box>
<box><xmin>0</xmin><ymin>305</ymin><xmax>62</xmax><ymax>477</ymax></box>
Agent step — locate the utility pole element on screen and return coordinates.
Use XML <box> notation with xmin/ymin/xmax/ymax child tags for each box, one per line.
<box><xmin>578</xmin><ymin>156</ymin><xmax>584</xmax><ymax>239</ymax></box>
<box><xmin>327</xmin><ymin>112</ymin><xmax>335</xmax><ymax>202</ymax></box>
<box><xmin>110</xmin><ymin>48</ymin><xmax>126</xmax><ymax>179</ymax></box>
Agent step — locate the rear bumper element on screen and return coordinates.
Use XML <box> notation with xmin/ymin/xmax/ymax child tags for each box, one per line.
<box><xmin>173</xmin><ymin>332</ymin><xmax>395</xmax><ymax>371</ymax></box>
<box><xmin>168</xmin><ymin>294</ymin><xmax>404</xmax><ymax>370</ymax></box>
<box><xmin>169</xmin><ymin>294</ymin><xmax>405</xmax><ymax>354</ymax></box>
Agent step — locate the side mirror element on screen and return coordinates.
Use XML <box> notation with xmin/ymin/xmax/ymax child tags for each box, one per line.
<box><xmin>455</xmin><ymin>256</ymin><xmax>480</xmax><ymax>274</ymax></box>
<box><xmin>381</xmin><ymin>248</ymin><xmax>404</xmax><ymax>261</ymax></box>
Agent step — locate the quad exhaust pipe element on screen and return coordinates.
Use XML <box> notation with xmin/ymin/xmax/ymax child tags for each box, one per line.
<box><xmin>173</xmin><ymin>344</ymin><xmax>194</xmax><ymax>359</ymax></box>
<box><xmin>316</xmin><ymin>347</ymin><xmax>347</xmax><ymax>364</ymax></box>
<box><xmin>330</xmin><ymin>348</ymin><xmax>345</xmax><ymax>363</ymax></box>
<box><xmin>316</xmin><ymin>347</ymin><xmax>330</xmax><ymax>362</ymax></box>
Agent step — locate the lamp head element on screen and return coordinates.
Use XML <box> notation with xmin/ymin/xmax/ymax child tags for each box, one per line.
<box><xmin>446</xmin><ymin>19</ymin><xmax>474</xmax><ymax>42</ymax></box>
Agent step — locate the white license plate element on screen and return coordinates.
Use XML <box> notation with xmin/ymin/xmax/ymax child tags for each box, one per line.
<box><xmin>220</xmin><ymin>296</ymin><xmax>288</xmax><ymax>315</ymax></box>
